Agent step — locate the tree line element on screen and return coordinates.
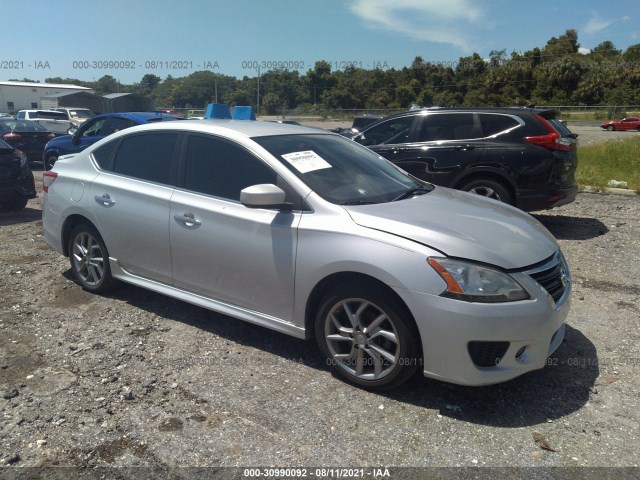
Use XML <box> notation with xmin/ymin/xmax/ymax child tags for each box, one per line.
<box><xmin>30</xmin><ymin>30</ymin><xmax>640</xmax><ymax>113</ymax></box>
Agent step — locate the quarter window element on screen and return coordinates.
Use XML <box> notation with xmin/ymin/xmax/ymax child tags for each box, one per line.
<box><xmin>112</xmin><ymin>133</ymin><xmax>178</xmax><ymax>185</ymax></box>
<box><xmin>184</xmin><ymin>135</ymin><xmax>276</xmax><ymax>201</ymax></box>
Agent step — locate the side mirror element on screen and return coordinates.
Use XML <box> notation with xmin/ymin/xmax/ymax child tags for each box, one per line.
<box><xmin>240</xmin><ymin>184</ymin><xmax>290</xmax><ymax>211</ymax></box>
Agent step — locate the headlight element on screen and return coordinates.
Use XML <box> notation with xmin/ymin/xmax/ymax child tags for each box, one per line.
<box><xmin>428</xmin><ymin>257</ymin><xmax>529</xmax><ymax>303</ymax></box>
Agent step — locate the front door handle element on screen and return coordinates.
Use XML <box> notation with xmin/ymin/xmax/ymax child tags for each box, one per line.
<box><xmin>454</xmin><ymin>145</ymin><xmax>475</xmax><ymax>151</ymax></box>
<box><xmin>95</xmin><ymin>194</ymin><xmax>115</xmax><ymax>206</ymax></box>
<box><xmin>174</xmin><ymin>213</ymin><xmax>201</xmax><ymax>228</ymax></box>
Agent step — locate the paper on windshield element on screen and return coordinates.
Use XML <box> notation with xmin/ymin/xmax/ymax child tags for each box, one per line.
<box><xmin>281</xmin><ymin>150</ymin><xmax>332</xmax><ymax>174</ymax></box>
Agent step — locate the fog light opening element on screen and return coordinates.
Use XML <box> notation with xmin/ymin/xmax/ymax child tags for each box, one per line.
<box><xmin>515</xmin><ymin>346</ymin><xmax>527</xmax><ymax>361</ymax></box>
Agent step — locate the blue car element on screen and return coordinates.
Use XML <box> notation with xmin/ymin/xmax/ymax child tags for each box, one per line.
<box><xmin>42</xmin><ymin>112</ymin><xmax>183</xmax><ymax>170</ymax></box>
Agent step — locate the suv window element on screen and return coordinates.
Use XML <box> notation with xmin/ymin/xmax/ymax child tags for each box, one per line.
<box><xmin>415</xmin><ymin>113</ymin><xmax>478</xmax><ymax>141</ymax></box>
<box><xmin>184</xmin><ymin>134</ymin><xmax>276</xmax><ymax>201</ymax></box>
<box><xmin>479</xmin><ymin>114</ymin><xmax>521</xmax><ymax>137</ymax></box>
<box><xmin>356</xmin><ymin>116</ymin><xmax>414</xmax><ymax>146</ymax></box>
<box><xmin>112</xmin><ymin>133</ymin><xmax>179</xmax><ymax>185</ymax></box>
<box><xmin>16</xmin><ymin>112</ymin><xmax>25</xmax><ymax>119</ymax></box>
<box><xmin>34</xmin><ymin>111</ymin><xmax>68</xmax><ymax>120</ymax></box>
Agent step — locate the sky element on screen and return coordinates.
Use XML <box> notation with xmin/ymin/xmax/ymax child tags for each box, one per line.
<box><xmin>3</xmin><ymin>0</ymin><xmax>639</xmax><ymax>85</ymax></box>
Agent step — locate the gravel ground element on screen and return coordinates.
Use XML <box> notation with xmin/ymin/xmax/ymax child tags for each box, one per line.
<box><xmin>1</xmin><ymin>127</ymin><xmax>639</xmax><ymax>476</ymax></box>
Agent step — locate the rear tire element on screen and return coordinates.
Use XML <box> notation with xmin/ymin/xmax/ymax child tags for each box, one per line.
<box><xmin>68</xmin><ymin>223</ymin><xmax>118</xmax><ymax>293</ymax></box>
<box><xmin>315</xmin><ymin>282</ymin><xmax>421</xmax><ymax>391</ymax></box>
<box><xmin>461</xmin><ymin>179</ymin><xmax>514</xmax><ymax>205</ymax></box>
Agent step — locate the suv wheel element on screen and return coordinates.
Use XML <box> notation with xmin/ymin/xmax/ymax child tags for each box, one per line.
<box><xmin>68</xmin><ymin>224</ymin><xmax>118</xmax><ymax>293</ymax></box>
<box><xmin>315</xmin><ymin>283</ymin><xmax>420</xmax><ymax>391</ymax></box>
<box><xmin>0</xmin><ymin>197</ymin><xmax>28</xmax><ymax>211</ymax></box>
<box><xmin>462</xmin><ymin>179</ymin><xmax>514</xmax><ymax>205</ymax></box>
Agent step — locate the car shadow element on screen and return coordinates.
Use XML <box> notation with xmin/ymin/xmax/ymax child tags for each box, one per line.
<box><xmin>84</xmin><ymin>280</ymin><xmax>597</xmax><ymax>428</ymax></box>
<box><xmin>533</xmin><ymin>214</ymin><xmax>608</xmax><ymax>240</ymax></box>
<box><xmin>0</xmin><ymin>207</ymin><xmax>41</xmax><ymax>226</ymax></box>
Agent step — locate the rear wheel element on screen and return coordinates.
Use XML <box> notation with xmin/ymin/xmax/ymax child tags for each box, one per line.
<box><xmin>461</xmin><ymin>179</ymin><xmax>514</xmax><ymax>205</ymax></box>
<box><xmin>607</xmin><ymin>125</ymin><xmax>615</xmax><ymax>131</ymax></box>
<box><xmin>68</xmin><ymin>224</ymin><xmax>118</xmax><ymax>293</ymax></box>
<box><xmin>315</xmin><ymin>283</ymin><xmax>420</xmax><ymax>391</ymax></box>
<box><xmin>0</xmin><ymin>197</ymin><xmax>28</xmax><ymax>211</ymax></box>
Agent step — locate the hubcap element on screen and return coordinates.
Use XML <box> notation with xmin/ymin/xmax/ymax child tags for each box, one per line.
<box><xmin>325</xmin><ymin>298</ymin><xmax>400</xmax><ymax>380</ymax></box>
<box><xmin>72</xmin><ymin>232</ymin><xmax>105</xmax><ymax>286</ymax></box>
<box><xmin>469</xmin><ymin>186</ymin><xmax>501</xmax><ymax>201</ymax></box>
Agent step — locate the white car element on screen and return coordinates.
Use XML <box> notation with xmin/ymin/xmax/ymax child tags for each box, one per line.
<box><xmin>15</xmin><ymin>110</ymin><xmax>73</xmax><ymax>135</ymax></box>
<box><xmin>55</xmin><ymin>107</ymin><xmax>95</xmax><ymax>128</ymax></box>
<box><xmin>42</xmin><ymin>119</ymin><xmax>571</xmax><ymax>390</ymax></box>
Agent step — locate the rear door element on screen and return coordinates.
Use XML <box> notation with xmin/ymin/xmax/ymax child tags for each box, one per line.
<box><xmin>402</xmin><ymin>112</ymin><xmax>483</xmax><ymax>185</ymax></box>
<box><xmin>89</xmin><ymin>132</ymin><xmax>180</xmax><ymax>284</ymax></box>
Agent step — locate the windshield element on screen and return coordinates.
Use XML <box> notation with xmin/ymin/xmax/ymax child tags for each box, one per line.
<box><xmin>254</xmin><ymin>133</ymin><xmax>424</xmax><ymax>205</ymax></box>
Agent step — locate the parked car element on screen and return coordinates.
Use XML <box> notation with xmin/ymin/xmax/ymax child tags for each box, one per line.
<box><xmin>43</xmin><ymin>120</ymin><xmax>571</xmax><ymax>390</ymax></box>
<box><xmin>0</xmin><ymin>118</ymin><xmax>55</xmax><ymax>164</ymax></box>
<box><xmin>42</xmin><ymin>112</ymin><xmax>184</xmax><ymax>170</ymax></box>
<box><xmin>15</xmin><ymin>110</ymin><xmax>74</xmax><ymax>136</ymax></box>
<box><xmin>0</xmin><ymin>139</ymin><xmax>36</xmax><ymax>210</ymax></box>
<box><xmin>601</xmin><ymin>117</ymin><xmax>640</xmax><ymax>131</ymax></box>
<box><xmin>351</xmin><ymin>107</ymin><xmax>578</xmax><ymax>211</ymax></box>
<box><xmin>54</xmin><ymin>107</ymin><xmax>95</xmax><ymax>128</ymax></box>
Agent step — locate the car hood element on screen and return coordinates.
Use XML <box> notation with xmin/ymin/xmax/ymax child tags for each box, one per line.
<box><xmin>46</xmin><ymin>134</ymin><xmax>72</xmax><ymax>147</ymax></box>
<box><xmin>344</xmin><ymin>187</ymin><xmax>558</xmax><ymax>269</ymax></box>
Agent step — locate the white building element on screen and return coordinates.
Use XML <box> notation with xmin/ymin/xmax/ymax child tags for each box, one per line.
<box><xmin>0</xmin><ymin>81</ymin><xmax>94</xmax><ymax>114</ymax></box>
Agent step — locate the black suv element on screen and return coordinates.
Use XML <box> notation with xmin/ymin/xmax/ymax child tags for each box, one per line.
<box><xmin>351</xmin><ymin>107</ymin><xmax>578</xmax><ymax>211</ymax></box>
<box><xmin>0</xmin><ymin>139</ymin><xmax>36</xmax><ymax>211</ymax></box>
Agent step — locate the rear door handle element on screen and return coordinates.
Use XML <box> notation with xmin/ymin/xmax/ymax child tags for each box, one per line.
<box><xmin>95</xmin><ymin>194</ymin><xmax>115</xmax><ymax>206</ymax></box>
<box><xmin>174</xmin><ymin>213</ymin><xmax>201</xmax><ymax>228</ymax></box>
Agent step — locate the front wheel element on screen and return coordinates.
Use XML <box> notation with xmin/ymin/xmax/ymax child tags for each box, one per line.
<box><xmin>0</xmin><ymin>197</ymin><xmax>28</xmax><ymax>211</ymax></box>
<box><xmin>315</xmin><ymin>283</ymin><xmax>420</xmax><ymax>391</ymax></box>
<box><xmin>68</xmin><ymin>224</ymin><xmax>118</xmax><ymax>293</ymax></box>
<box><xmin>607</xmin><ymin>125</ymin><xmax>615</xmax><ymax>131</ymax></box>
<box><xmin>44</xmin><ymin>155</ymin><xmax>58</xmax><ymax>171</ymax></box>
<box><xmin>461</xmin><ymin>179</ymin><xmax>514</xmax><ymax>205</ymax></box>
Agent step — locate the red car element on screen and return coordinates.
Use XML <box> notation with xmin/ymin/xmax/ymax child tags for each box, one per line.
<box><xmin>601</xmin><ymin>117</ymin><xmax>640</xmax><ymax>131</ymax></box>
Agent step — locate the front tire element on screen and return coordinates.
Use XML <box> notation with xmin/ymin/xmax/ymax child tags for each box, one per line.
<box><xmin>44</xmin><ymin>155</ymin><xmax>58</xmax><ymax>171</ymax></box>
<box><xmin>461</xmin><ymin>178</ymin><xmax>514</xmax><ymax>205</ymax></box>
<box><xmin>607</xmin><ymin>125</ymin><xmax>615</xmax><ymax>131</ymax></box>
<box><xmin>68</xmin><ymin>224</ymin><xmax>118</xmax><ymax>293</ymax></box>
<box><xmin>315</xmin><ymin>283</ymin><xmax>420</xmax><ymax>391</ymax></box>
<box><xmin>0</xmin><ymin>197</ymin><xmax>28</xmax><ymax>211</ymax></box>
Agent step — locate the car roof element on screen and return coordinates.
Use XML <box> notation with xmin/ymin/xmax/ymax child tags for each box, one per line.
<box><xmin>106</xmin><ymin>119</ymin><xmax>332</xmax><ymax>139</ymax></box>
<box><xmin>90</xmin><ymin>112</ymin><xmax>184</xmax><ymax>122</ymax></box>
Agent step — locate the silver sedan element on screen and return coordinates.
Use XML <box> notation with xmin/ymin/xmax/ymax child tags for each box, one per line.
<box><xmin>42</xmin><ymin>120</ymin><xmax>570</xmax><ymax>390</ymax></box>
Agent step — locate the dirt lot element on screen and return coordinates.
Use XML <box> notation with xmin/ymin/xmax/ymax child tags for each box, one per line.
<box><xmin>1</xmin><ymin>127</ymin><xmax>639</xmax><ymax>476</ymax></box>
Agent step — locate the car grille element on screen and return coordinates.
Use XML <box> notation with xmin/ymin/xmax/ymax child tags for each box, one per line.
<box><xmin>468</xmin><ymin>341</ymin><xmax>510</xmax><ymax>368</ymax></box>
<box><xmin>529</xmin><ymin>259</ymin><xmax>566</xmax><ymax>303</ymax></box>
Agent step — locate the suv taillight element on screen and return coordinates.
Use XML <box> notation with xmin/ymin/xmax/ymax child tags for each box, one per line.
<box><xmin>3</xmin><ymin>132</ymin><xmax>22</xmax><ymax>141</ymax></box>
<box><xmin>43</xmin><ymin>171</ymin><xmax>58</xmax><ymax>193</ymax></box>
<box><xmin>524</xmin><ymin>115</ymin><xmax>573</xmax><ymax>151</ymax></box>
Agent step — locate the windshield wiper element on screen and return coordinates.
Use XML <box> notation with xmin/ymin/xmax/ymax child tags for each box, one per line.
<box><xmin>392</xmin><ymin>187</ymin><xmax>432</xmax><ymax>202</ymax></box>
<box><xmin>339</xmin><ymin>200</ymin><xmax>377</xmax><ymax>205</ymax></box>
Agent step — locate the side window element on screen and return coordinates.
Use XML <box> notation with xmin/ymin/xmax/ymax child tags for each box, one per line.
<box><xmin>100</xmin><ymin>117</ymin><xmax>134</xmax><ymax>136</ymax></box>
<box><xmin>91</xmin><ymin>139</ymin><xmax>119</xmax><ymax>170</ymax></box>
<box><xmin>415</xmin><ymin>113</ymin><xmax>478</xmax><ymax>142</ymax></box>
<box><xmin>184</xmin><ymin>134</ymin><xmax>276</xmax><ymax>201</ymax></box>
<box><xmin>16</xmin><ymin>111</ymin><xmax>24</xmax><ymax>119</ymax></box>
<box><xmin>82</xmin><ymin>119</ymin><xmax>105</xmax><ymax>137</ymax></box>
<box><xmin>112</xmin><ymin>133</ymin><xmax>178</xmax><ymax>185</ymax></box>
<box><xmin>356</xmin><ymin>116</ymin><xmax>414</xmax><ymax>146</ymax></box>
<box><xmin>479</xmin><ymin>114</ymin><xmax>521</xmax><ymax>137</ymax></box>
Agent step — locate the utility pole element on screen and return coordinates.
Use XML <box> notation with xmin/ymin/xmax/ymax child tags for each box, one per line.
<box><xmin>256</xmin><ymin>66</ymin><xmax>261</xmax><ymax>116</ymax></box>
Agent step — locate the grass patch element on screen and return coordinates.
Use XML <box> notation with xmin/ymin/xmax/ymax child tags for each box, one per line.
<box><xmin>576</xmin><ymin>137</ymin><xmax>640</xmax><ymax>192</ymax></box>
